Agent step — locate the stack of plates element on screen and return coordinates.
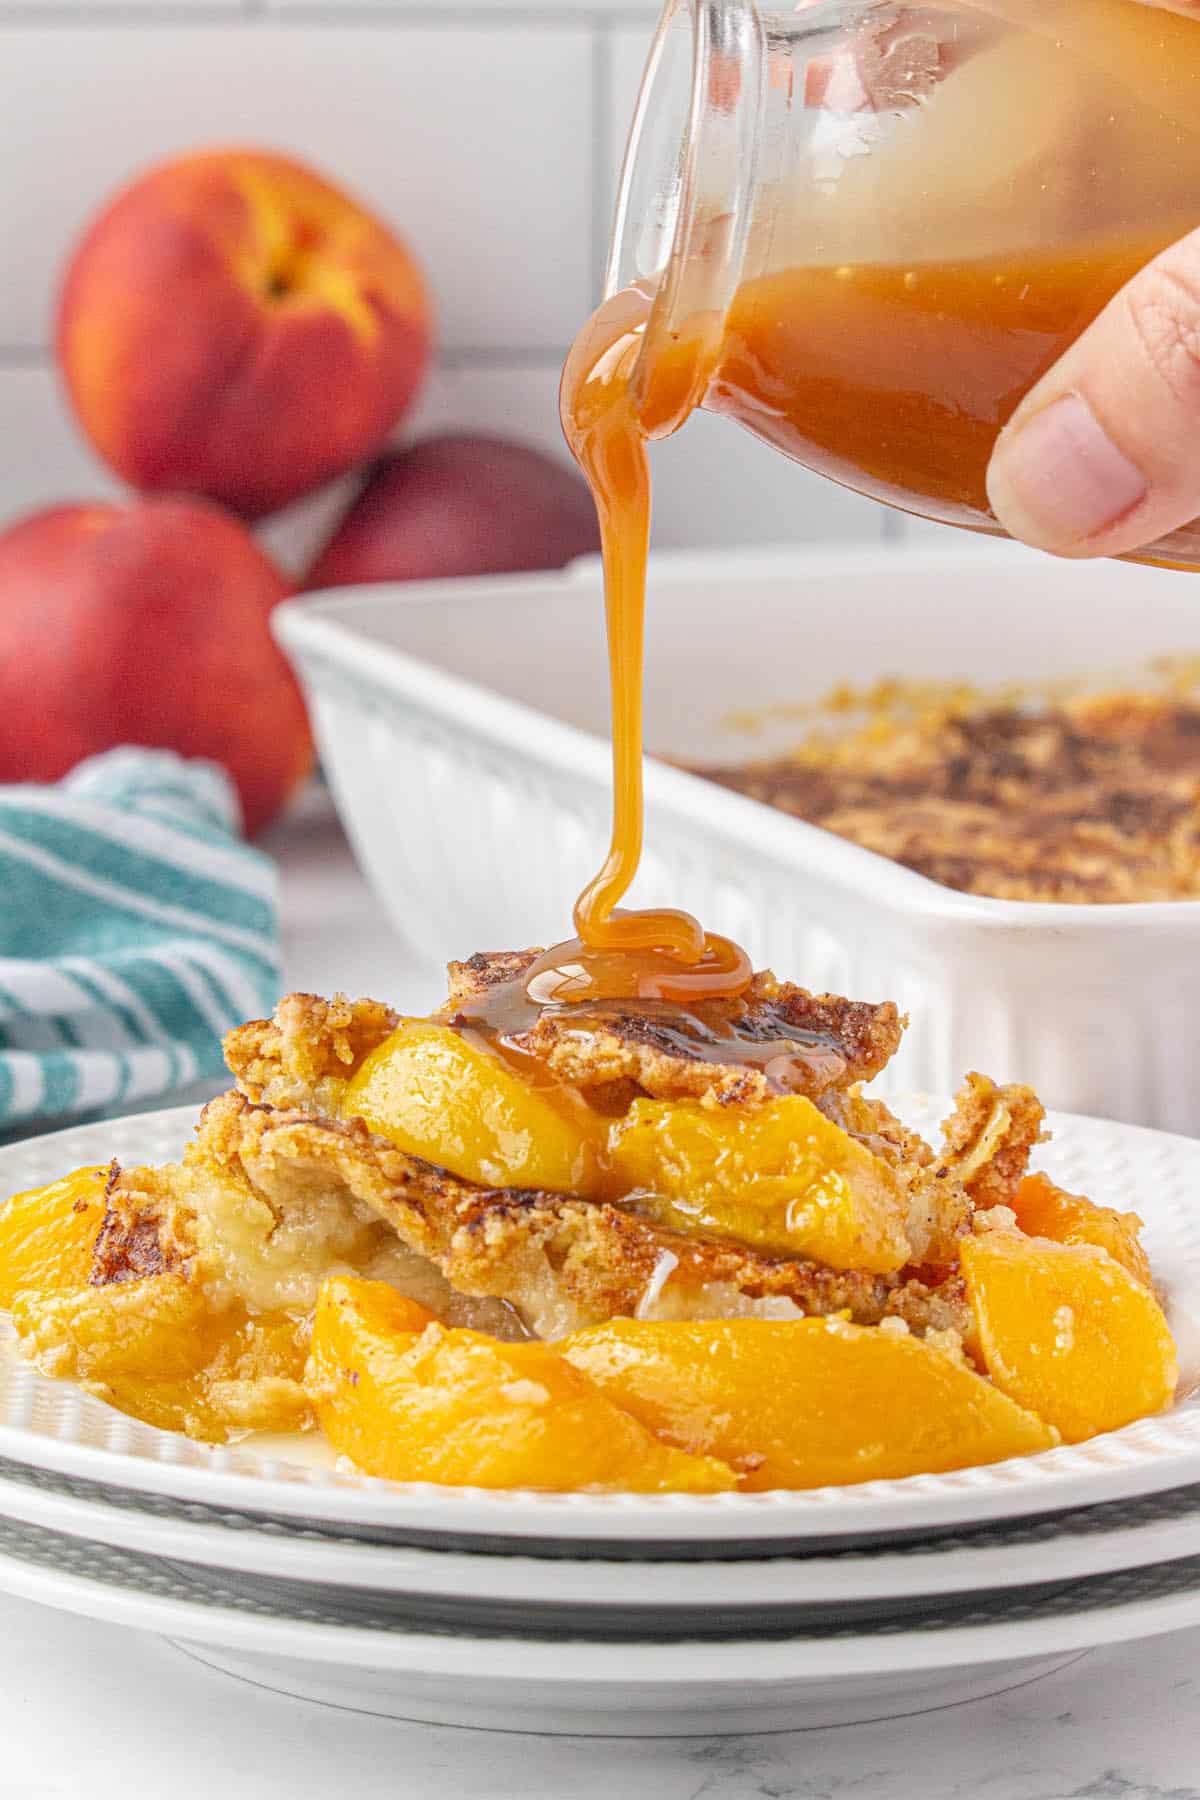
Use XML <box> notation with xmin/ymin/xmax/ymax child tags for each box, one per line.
<box><xmin>2</xmin><ymin>1099</ymin><xmax>1200</xmax><ymax>1735</ymax></box>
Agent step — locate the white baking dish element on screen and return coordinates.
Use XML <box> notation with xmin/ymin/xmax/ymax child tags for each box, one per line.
<box><xmin>274</xmin><ymin>544</ymin><xmax>1200</xmax><ymax>1135</ymax></box>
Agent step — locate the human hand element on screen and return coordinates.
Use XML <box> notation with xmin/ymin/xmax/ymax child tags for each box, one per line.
<box><xmin>985</xmin><ymin>0</ymin><xmax>1200</xmax><ymax>558</ymax></box>
<box><xmin>984</xmin><ymin>229</ymin><xmax>1200</xmax><ymax>560</ymax></box>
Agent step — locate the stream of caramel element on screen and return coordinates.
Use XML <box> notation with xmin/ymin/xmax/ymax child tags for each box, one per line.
<box><xmin>546</xmin><ymin>286</ymin><xmax>752</xmax><ymax>1006</ymax></box>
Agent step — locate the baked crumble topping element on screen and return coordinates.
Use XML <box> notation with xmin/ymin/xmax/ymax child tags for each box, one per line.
<box><xmin>691</xmin><ymin>691</ymin><xmax>1200</xmax><ymax>903</ymax></box>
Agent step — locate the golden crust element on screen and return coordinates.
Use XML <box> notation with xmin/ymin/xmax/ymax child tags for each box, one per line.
<box><xmin>826</xmin><ymin>1089</ymin><xmax>971</xmax><ymax>1271</ymax></box>
<box><xmin>500</xmin><ymin>974</ymin><xmax>904</xmax><ymax>1108</ymax></box>
<box><xmin>446</xmin><ymin>953</ymin><xmax>903</xmax><ymax>1106</ymax></box>
<box><xmin>92</xmin><ymin>1115</ymin><xmax>525</xmax><ymax>1340</ymax></box>
<box><xmin>91</xmin><ymin>1161</ymin><xmax>195</xmax><ymax>1287</ymax></box>
<box><xmin>221</xmin><ymin>980</ymin><xmax>983</xmax><ymax>1277</ymax></box>
<box><xmin>446</xmin><ymin>949</ymin><xmax>542</xmax><ymax>1010</ymax></box>
<box><xmin>940</xmin><ymin>1074</ymin><xmax>1046</xmax><ymax>1211</ymax></box>
<box><xmin>224</xmin><ymin>991</ymin><xmax>399</xmax><ymax>1113</ymax></box>
<box><xmin>114</xmin><ymin>969</ymin><xmax>1052</xmax><ymax>1363</ymax></box>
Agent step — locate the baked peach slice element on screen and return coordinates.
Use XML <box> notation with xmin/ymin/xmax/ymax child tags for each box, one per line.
<box><xmin>2</xmin><ymin>1162</ymin><xmax>313</xmax><ymax>1441</ymax></box>
<box><xmin>0</xmin><ymin>1165</ymin><xmax>109</xmax><ymax>1307</ymax></box>
<box><xmin>13</xmin><ymin>1276</ymin><xmax>312</xmax><ymax>1441</ymax></box>
<box><xmin>340</xmin><ymin>1021</ymin><xmax>606</xmax><ymax>1196</ymax></box>
<box><xmin>961</xmin><ymin>1231</ymin><xmax>1177</xmax><ymax>1444</ymax></box>
<box><xmin>562</xmin><ymin>1315</ymin><xmax>1056</xmax><ymax>1489</ymax></box>
<box><xmin>609</xmin><ymin>1096</ymin><xmax>911</xmax><ymax>1273</ymax></box>
<box><xmin>1011</xmin><ymin>1172</ymin><xmax>1153</xmax><ymax>1288</ymax></box>
<box><xmin>305</xmin><ymin>1277</ymin><xmax>735</xmax><ymax>1492</ymax></box>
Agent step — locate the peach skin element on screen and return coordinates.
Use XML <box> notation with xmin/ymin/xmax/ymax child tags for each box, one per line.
<box><xmin>58</xmin><ymin>149</ymin><xmax>433</xmax><ymax>519</ymax></box>
<box><xmin>0</xmin><ymin>497</ymin><xmax>311</xmax><ymax>833</ymax></box>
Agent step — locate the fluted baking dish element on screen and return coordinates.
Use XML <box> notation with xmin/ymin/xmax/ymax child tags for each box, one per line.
<box><xmin>274</xmin><ymin>544</ymin><xmax>1200</xmax><ymax>1134</ymax></box>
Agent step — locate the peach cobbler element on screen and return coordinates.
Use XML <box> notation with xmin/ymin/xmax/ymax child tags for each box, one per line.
<box><xmin>0</xmin><ymin>956</ymin><xmax>1176</xmax><ymax>1492</ymax></box>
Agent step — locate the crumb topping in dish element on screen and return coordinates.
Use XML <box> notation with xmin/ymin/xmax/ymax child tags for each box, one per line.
<box><xmin>691</xmin><ymin>692</ymin><xmax>1200</xmax><ymax>903</ymax></box>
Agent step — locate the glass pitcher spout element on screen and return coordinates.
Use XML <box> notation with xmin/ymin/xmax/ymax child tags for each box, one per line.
<box><xmin>609</xmin><ymin>0</ymin><xmax>765</xmax><ymax>441</ymax></box>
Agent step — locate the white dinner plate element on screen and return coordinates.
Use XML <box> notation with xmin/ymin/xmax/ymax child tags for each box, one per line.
<box><xmin>1</xmin><ymin>1100</ymin><xmax>1199</xmax><ymax>1549</ymax></box>
<box><xmin>2</xmin><ymin>1455</ymin><xmax>1200</xmax><ymax>1619</ymax></box>
<box><xmin>3</xmin><ymin>1513</ymin><xmax>1200</xmax><ymax>1732</ymax></box>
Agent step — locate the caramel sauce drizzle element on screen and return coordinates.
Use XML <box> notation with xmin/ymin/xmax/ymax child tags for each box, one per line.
<box><xmin>450</xmin><ymin>978</ymin><xmax>851</xmax><ymax>1105</ymax></box>
<box><xmin>532</xmin><ymin>287</ymin><xmax>752</xmax><ymax>1014</ymax></box>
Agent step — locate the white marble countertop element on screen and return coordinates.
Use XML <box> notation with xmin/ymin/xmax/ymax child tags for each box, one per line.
<box><xmin>4</xmin><ymin>789</ymin><xmax>1199</xmax><ymax>1799</ymax></box>
<box><xmin>2</xmin><ymin>1592</ymin><xmax>1198</xmax><ymax>1800</ymax></box>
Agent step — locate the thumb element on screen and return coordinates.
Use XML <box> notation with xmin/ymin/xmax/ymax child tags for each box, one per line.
<box><xmin>986</xmin><ymin>230</ymin><xmax>1200</xmax><ymax>560</ymax></box>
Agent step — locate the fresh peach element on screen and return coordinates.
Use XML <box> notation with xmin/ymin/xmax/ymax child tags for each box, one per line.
<box><xmin>304</xmin><ymin>434</ymin><xmax>600</xmax><ymax>588</ymax></box>
<box><xmin>58</xmin><ymin>149</ymin><xmax>432</xmax><ymax>519</ymax></box>
<box><xmin>0</xmin><ymin>498</ymin><xmax>311</xmax><ymax>833</ymax></box>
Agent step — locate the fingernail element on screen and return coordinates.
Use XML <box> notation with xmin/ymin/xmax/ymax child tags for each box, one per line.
<box><xmin>987</xmin><ymin>394</ymin><xmax>1147</xmax><ymax>550</ymax></box>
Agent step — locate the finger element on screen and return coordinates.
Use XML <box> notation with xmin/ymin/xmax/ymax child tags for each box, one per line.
<box><xmin>1129</xmin><ymin>0</ymin><xmax>1200</xmax><ymax>19</ymax></box>
<box><xmin>986</xmin><ymin>229</ymin><xmax>1200</xmax><ymax>559</ymax></box>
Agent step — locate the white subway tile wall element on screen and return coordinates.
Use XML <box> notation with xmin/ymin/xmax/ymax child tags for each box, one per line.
<box><xmin>0</xmin><ymin>5</ymin><xmax>953</xmax><ymax>569</ymax></box>
<box><xmin>0</xmin><ymin>27</ymin><xmax>594</xmax><ymax>351</ymax></box>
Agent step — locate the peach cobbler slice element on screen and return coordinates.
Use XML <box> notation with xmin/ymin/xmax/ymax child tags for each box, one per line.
<box><xmin>0</xmin><ymin>953</ymin><xmax>1177</xmax><ymax>1488</ymax></box>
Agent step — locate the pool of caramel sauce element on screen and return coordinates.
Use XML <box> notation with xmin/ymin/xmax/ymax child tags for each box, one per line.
<box><xmin>449</xmin><ymin>968</ymin><xmax>852</xmax><ymax>1107</ymax></box>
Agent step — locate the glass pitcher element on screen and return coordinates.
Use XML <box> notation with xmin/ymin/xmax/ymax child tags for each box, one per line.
<box><xmin>608</xmin><ymin>0</ymin><xmax>1200</xmax><ymax>564</ymax></box>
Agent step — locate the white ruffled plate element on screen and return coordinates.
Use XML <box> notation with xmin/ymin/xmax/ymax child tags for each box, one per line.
<box><xmin>4</xmin><ymin>1513</ymin><xmax>1200</xmax><ymax>1732</ymax></box>
<box><xmin>1</xmin><ymin>1099</ymin><xmax>1198</xmax><ymax>1549</ymax></box>
<box><xmin>1</xmin><ymin>1453</ymin><xmax>1200</xmax><ymax>1620</ymax></box>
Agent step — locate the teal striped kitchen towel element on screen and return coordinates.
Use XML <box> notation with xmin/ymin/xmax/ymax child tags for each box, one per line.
<box><xmin>0</xmin><ymin>748</ymin><xmax>280</xmax><ymax>1134</ymax></box>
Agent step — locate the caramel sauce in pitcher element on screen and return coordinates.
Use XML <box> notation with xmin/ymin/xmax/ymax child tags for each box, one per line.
<box><xmin>711</xmin><ymin>234</ymin><xmax>1188</xmax><ymax>531</ymax></box>
<box><xmin>542</xmin><ymin>237</ymin><xmax>1190</xmax><ymax>1013</ymax></box>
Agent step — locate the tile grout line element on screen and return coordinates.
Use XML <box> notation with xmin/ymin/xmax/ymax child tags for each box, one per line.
<box><xmin>271</xmin><ymin>5</ymin><xmax>662</xmax><ymax>17</ymax></box>
<box><xmin>0</xmin><ymin>6</ymin><xmax>661</xmax><ymax>24</ymax></box>
<box><xmin>0</xmin><ymin>345</ymin><xmax>572</xmax><ymax>369</ymax></box>
<box><xmin>255</xmin><ymin>4</ymin><xmax>661</xmax><ymax>18</ymax></box>
<box><xmin>0</xmin><ymin>6</ymin><xmax>245</xmax><ymax>19</ymax></box>
<box><xmin>258</xmin><ymin>5</ymin><xmax>663</xmax><ymax>18</ymax></box>
<box><xmin>438</xmin><ymin>347</ymin><xmax>574</xmax><ymax>370</ymax></box>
